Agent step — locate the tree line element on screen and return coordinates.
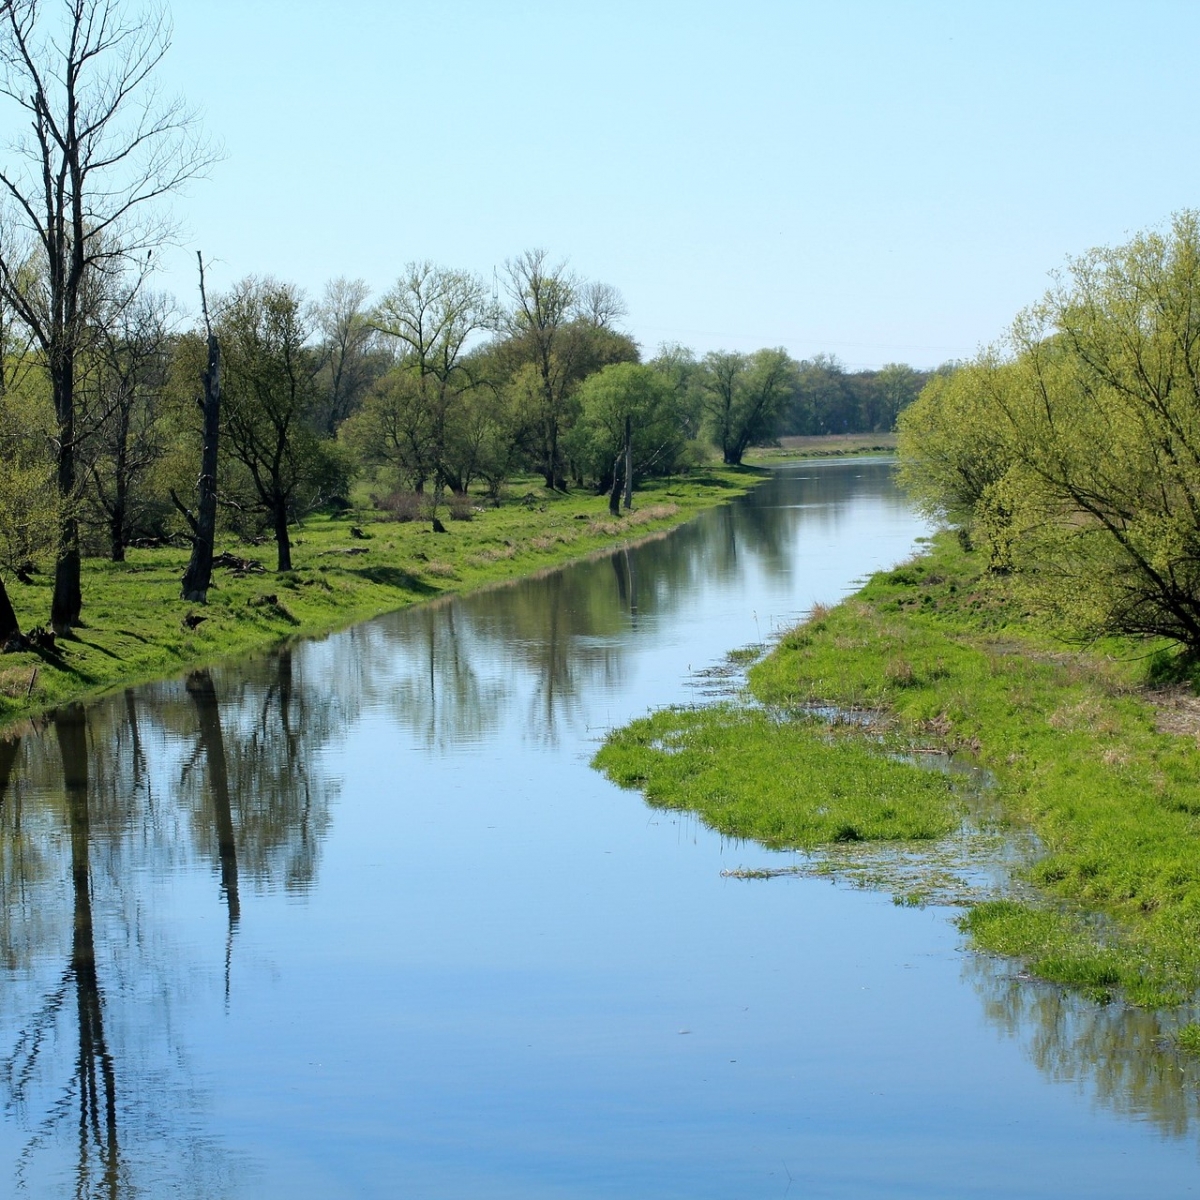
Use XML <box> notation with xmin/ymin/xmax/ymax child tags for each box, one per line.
<box><xmin>780</xmin><ymin>355</ymin><xmax>936</xmax><ymax>437</ymax></box>
<box><xmin>898</xmin><ymin>211</ymin><xmax>1200</xmax><ymax>659</ymax></box>
<box><xmin>0</xmin><ymin>0</ymin><xmax>930</xmax><ymax>645</ymax></box>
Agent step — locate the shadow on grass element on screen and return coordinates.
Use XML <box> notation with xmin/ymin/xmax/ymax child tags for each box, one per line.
<box><xmin>350</xmin><ymin>565</ymin><xmax>439</xmax><ymax>595</ymax></box>
<box><xmin>70</xmin><ymin>637</ymin><xmax>123</xmax><ymax>661</ymax></box>
<box><xmin>688</xmin><ymin>466</ymin><xmax>770</xmax><ymax>488</ymax></box>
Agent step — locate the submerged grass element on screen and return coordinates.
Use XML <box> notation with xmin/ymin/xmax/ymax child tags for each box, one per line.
<box><xmin>598</xmin><ymin>527</ymin><xmax>1200</xmax><ymax>1009</ymax></box>
<box><xmin>0</xmin><ymin>467</ymin><xmax>764</xmax><ymax>728</ymax></box>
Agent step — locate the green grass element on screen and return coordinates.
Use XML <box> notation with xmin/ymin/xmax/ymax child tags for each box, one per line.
<box><xmin>0</xmin><ymin>467</ymin><xmax>765</xmax><ymax>727</ymax></box>
<box><xmin>594</xmin><ymin>704</ymin><xmax>962</xmax><ymax>849</ymax></box>
<box><xmin>1175</xmin><ymin>1023</ymin><xmax>1200</xmax><ymax>1056</ymax></box>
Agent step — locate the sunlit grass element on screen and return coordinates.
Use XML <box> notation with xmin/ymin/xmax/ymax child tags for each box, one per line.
<box><xmin>594</xmin><ymin>704</ymin><xmax>961</xmax><ymax>849</ymax></box>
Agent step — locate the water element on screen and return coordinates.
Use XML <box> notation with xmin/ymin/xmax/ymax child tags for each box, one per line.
<box><xmin>2</xmin><ymin>460</ymin><xmax>1199</xmax><ymax>1198</ymax></box>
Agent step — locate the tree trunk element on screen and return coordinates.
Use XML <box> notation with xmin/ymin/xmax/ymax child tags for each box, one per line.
<box><xmin>181</xmin><ymin>330</ymin><xmax>221</xmax><ymax>602</ymax></box>
<box><xmin>109</xmin><ymin>482</ymin><xmax>126</xmax><ymax>563</ymax></box>
<box><xmin>50</xmin><ymin>245</ymin><xmax>83</xmax><ymax>633</ymax></box>
<box><xmin>0</xmin><ymin>575</ymin><xmax>19</xmax><ymax>647</ymax></box>
<box><xmin>51</xmin><ymin>399</ymin><xmax>82</xmax><ymax>632</ymax></box>
<box><xmin>274</xmin><ymin>500</ymin><xmax>292</xmax><ymax>572</ymax></box>
<box><xmin>623</xmin><ymin>413</ymin><xmax>634</xmax><ymax>510</ymax></box>
<box><xmin>609</xmin><ymin>451</ymin><xmax>623</xmax><ymax>515</ymax></box>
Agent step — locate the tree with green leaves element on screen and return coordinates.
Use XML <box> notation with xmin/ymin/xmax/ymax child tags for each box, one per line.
<box><xmin>370</xmin><ymin>261</ymin><xmax>488</xmax><ymax>500</ymax></box>
<box><xmin>500</xmin><ymin>250</ymin><xmax>637</xmax><ymax>489</ymax></box>
<box><xmin>218</xmin><ymin>278</ymin><xmax>344</xmax><ymax>572</ymax></box>
<box><xmin>899</xmin><ymin>212</ymin><xmax>1200</xmax><ymax>653</ymax></box>
<box><xmin>572</xmin><ymin>362</ymin><xmax>693</xmax><ymax>512</ymax></box>
<box><xmin>701</xmin><ymin>348</ymin><xmax>797</xmax><ymax>465</ymax></box>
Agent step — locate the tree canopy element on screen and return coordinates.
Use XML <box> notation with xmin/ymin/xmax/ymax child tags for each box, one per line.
<box><xmin>899</xmin><ymin>211</ymin><xmax>1200</xmax><ymax>654</ymax></box>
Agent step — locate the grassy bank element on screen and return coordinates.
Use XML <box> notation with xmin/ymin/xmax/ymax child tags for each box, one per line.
<box><xmin>747</xmin><ymin>432</ymin><xmax>898</xmax><ymax>461</ymax></box>
<box><xmin>0</xmin><ymin>467</ymin><xmax>764</xmax><ymax>728</ymax></box>
<box><xmin>597</xmin><ymin>529</ymin><xmax>1200</xmax><ymax>1009</ymax></box>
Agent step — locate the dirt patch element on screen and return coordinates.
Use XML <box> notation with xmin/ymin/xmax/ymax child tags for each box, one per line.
<box><xmin>1148</xmin><ymin>685</ymin><xmax>1200</xmax><ymax>740</ymax></box>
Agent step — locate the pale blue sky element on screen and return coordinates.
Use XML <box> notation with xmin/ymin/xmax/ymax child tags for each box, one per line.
<box><xmin>140</xmin><ymin>1</ymin><xmax>1200</xmax><ymax>367</ymax></box>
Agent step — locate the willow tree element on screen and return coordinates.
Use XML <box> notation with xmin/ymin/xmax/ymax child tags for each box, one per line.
<box><xmin>0</xmin><ymin>0</ymin><xmax>211</xmax><ymax>631</ymax></box>
<box><xmin>700</xmin><ymin>348</ymin><xmax>798</xmax><ymax>465</ymax></box>
<box><xmin>898</xmin><ymin>213</ymin><xmax>1200</xmax><ymax>653</ymax></box>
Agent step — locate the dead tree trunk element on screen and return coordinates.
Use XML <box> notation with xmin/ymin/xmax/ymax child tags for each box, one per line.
<box><xmin>181</xmin><ymin>254</ymin><xmax>221</xmax><ymax>603</ymax></box>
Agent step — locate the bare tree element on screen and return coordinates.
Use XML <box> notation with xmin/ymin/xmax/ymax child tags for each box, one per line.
<box><xmin>579</xmin><ymin>279</ymin><xmax>626</xmax><ymax>330</ymax></box>
<box><xmin>0</xmin><ymin>0</ymin><xmax>213</xmax><ymax>631</ymax></box>
<box><xmin>85</xmin><ymin>291</ymin><xmax>171</xmax><ymax>561</ymax></box>
<box><xmin>314</xmin><ymin>277</ymin><xmax>380</xmax><ymax>436</ymax></box>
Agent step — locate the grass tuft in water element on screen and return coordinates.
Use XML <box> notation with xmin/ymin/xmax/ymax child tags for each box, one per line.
<box><xmin>1175</xmin><ymin>1023</ymin><xmax>1200</xmax><ymax>1056</ymax></box>
<box><xmin>594</xmin><ymin>704</ymin><xmax>962</xmax><ymax>850</ymax></box>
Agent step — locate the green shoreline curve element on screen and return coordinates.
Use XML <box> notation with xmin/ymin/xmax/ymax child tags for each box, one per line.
<box><xmin>598</xmin><ymin>527</ymin><xmax>1200</xmax><ymax>1014</ymax></box>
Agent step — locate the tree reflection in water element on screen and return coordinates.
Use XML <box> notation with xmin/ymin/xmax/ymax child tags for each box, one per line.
<box><xmin>0</xmin><ymin>709</ymin><xmax>124</xmax><ymax>1197</ymax></box>
<box><xmin>187</xmin><ymin>670</ymin><xmax>240</xmax><ymax>999</ymax></box>
<box><xmin>965</xmin><ymin>952</ymin><xmax>1200</xmax><ymax>1139</ymax></box>
<box><xmin>0</xmin><ymin>647</ymin><xmax>339</xmax><ymax>1194</ymax></box>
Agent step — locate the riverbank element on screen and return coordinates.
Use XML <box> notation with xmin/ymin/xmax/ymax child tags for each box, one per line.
<box><xmin>747</xmin><ymin>432</ymin><xmax>898</xmax><ymax>461</ymax></box>
<box><xmin>598</xmin><ymin>529</ymin><xmax>1200</xmax><ymax>1011</ymax></box>
<box><xmin>0</xmin><ymin>467</ymin><xmax>765</xmax><ymax>729</ymax></box>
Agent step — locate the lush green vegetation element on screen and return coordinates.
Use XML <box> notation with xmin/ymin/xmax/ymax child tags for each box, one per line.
<box><xmin>0</xmin><ymin>467</ymin><xmax>763</xmax><ymax>727</ymax></box>
<box><xmin>755</xmin><ymin>533</ymin><xmax>1200</xmax><ymax>1007</ymax></box>
<box><xmin>781</xmin><ymin>357</ymin><xmax>937</xmax><ymax>437</ymax></box>
<box><xmin>594</xmin><ymin>703</ymin><xmax>962</xmax><ymax>848</ymax></box>
<box><xmin>898</xmin><ymin>211</ymin><xmax>1200</xmax><ymax>656</ymax></box>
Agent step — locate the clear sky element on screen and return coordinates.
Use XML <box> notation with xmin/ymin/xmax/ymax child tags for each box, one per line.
<box><xmin>120</xmin><ymin>1</ymin><xmax>1200</xmax><ymax>368</ymax></box>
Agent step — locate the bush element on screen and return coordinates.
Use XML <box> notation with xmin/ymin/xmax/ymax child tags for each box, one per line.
<box><xmin>447</xmin><ymin>493</ymin><xmax>474</xmax><ymax>521</ymax></box>
<box><xmin>377</xmin><ymin>490</ymin><xmax>424</xmax><ymax>523</ymax></box>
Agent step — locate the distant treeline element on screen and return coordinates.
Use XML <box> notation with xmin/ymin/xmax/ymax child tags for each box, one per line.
<box><xmin>779</xmin><ymin>355</ymin><xmax>947</xmax><ymax>438</ymax></box>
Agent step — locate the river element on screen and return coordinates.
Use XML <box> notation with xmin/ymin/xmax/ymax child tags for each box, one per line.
<box><xmin>1</xmin><ymin>459</ymin><xmax>1198</xmax><ymax>1197</ymax></box>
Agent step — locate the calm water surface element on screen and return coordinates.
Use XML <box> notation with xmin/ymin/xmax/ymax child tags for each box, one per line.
<box><xmin>2</xmin><ymin>460</ymin><xmax>1199</xmax><ymax>1197</ymax></box>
